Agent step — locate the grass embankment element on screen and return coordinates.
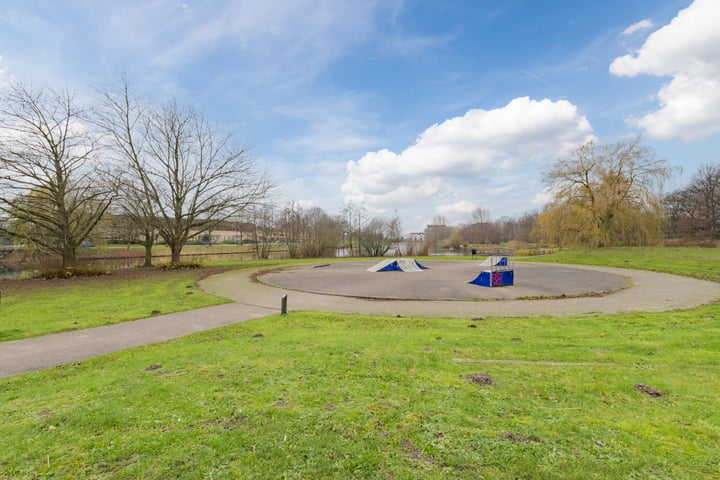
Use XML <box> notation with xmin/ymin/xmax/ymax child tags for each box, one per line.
<box><xmin>0</xmin><ymin>269</ymin><xmax>227</xmax><ymax>342</ymax></box>
<box><xmin>521</xmin><ymin>246</ymin><xmax>720</xmax><ymax>281</ymax></box>
<box><xmin>0</xmin><ymin>259</ymin><xmax>310</xmax><ymax>342</ymax></box>
<box><xmin>0</xmin><ymin>247</ymin><xmax>719</xmax><ymax>478</ymax></box>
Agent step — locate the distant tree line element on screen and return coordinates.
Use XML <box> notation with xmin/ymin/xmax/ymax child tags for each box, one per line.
<box><xmin>664</xmin><ymin>164</ymin><xmax>720</xmax><ymax>240</ymax></box>
<box><xmin>274</xmin><ymin>202</ymin><xmax>402</xmax><ymax>259</ymax></box>
<box><xmin>2</xmin><ymin>76</ymin><xmax>717</xmax><ymax>271</ymax></box>
<box><xmin>446</xmin><ymin>138</ymin><xmax>719</xmax><ymax>249</ymax></box>
<box><xmin>529</xmin><ymin>137</ymin><xmax>720</xmax><ymax>247</ymax></box>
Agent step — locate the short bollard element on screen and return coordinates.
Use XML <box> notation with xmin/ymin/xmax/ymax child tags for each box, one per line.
<box><xmin>281</xmin><ymin>294</ymin><xmax>288</xmax><ymax>315</ymax></box>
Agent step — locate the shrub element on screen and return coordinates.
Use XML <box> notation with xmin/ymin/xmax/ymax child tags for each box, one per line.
<box><xmin>513</xmin><ymin>248</ymin><xmax>540</xmax><ymax>257</ymax></box>
<box><xmin>34</xmin><ymin>263</ymin><xmax>110</xmax><ymax>279</ymax></box>
<box><xmin>156</xmin><ymin>257</ymin><xmax>205</xmax><ymax>269</ymax></box>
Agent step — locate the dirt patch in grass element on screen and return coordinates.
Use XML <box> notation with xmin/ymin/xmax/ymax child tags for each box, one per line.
<box><xmin>635</xmin><ymin>383</ymin><xmax>663</xmax><ymax>397</ymax></box>
<box><xmin>466</xmin><ymin>373</ymin><xmax>494</xmax><ymax>385</ymax></box>
<box><xmin>401</xmin><ymin>439</ymin><xmax>435</xmax><ymax>464</ymax></box>
<box><xmin>500</xmin><ymin>431</ymin><xmax>542</xmax><ymax>443</ymax></box>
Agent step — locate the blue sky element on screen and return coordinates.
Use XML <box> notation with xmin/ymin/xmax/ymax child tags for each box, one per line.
<box><xmin>1</xmin><ymin>0</ymin><xmax>719</xmax><ymax>232</ymax></box>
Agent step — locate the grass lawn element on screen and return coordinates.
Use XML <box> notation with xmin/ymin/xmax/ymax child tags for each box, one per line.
<box><xmin>0</xmin><ymin>268</ymin><xmax>230</xmax><ymax>342</ymax></box>
<box><xmin>0</xmin><ymin>259</ymin><xmax>307</xmax><ymax>342</ymax></box>
<box><xmin>1</xmin><ymin>247</ymin><xmax>719</xmax><ymax>478</ymax></box>
<box><xmin>520</xmin><ymin>246</ymin><xmax>720</xmax><ymax>281</ymax></box>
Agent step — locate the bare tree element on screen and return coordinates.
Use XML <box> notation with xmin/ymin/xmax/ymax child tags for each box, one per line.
<box><xmin>248</xmin><ymin>203</ymin><xmax>275</xmax><ymax>259</ymax></box>
<box><xmin>99</xmin><ymin>81</ymin><xmax>272</xmax><ymax>265</ymax></box>
<box><xmin>146</xmin><ymin>103</ymin><xmax>272</xmax><ymax>264</ymax></box>
<box><xmin>361</xmin><ymin>214</ymin><xmax>402</xmax><ymax>256</ymax></box>
<box><xmin>342</xmin><ymin>201</ymin><xmax>366</xmax><ymax>256</ymax></box>
<box><xmin>464</xmin><ymin>206</ymin><xmax>494</xmax><ymax>244</ymax></box>
<box><xmin>96</xmin><ymin>78</ymin><xmax>157</xmax><ymax>266</ymax></box>
<box><xmin>471</xmin><ymin>206</ymin><xmax>491</xmax><ymax>224</ymax></box>
<box><xmin>278</xmin><ymin>201</ymin><xmax>303</xmax><ymax>258</ymax></box>
<box><xmin>666</xmin><ymin>164</ymin><xmax>720</xmax><ymax>239</ymax></box>
<box><xmin>301</xmin><ymin>206</ymin><xmax>343</xmax><ymax>258</ymax></box>
<box><xmin>119</xmin><ymin>179</ymin><xmax>158</xmax><ymax>266</ymax></box>
<box><xmin>0</xmin><ymin>82</ymin><xmax>115</xmax><ymax>268</ymax></box>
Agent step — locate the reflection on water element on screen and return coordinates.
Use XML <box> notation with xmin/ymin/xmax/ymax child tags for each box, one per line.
<box><xmin>0</xmin><ymin>264</ymin><xmax>17</xmax><ymax>280</ymax></box>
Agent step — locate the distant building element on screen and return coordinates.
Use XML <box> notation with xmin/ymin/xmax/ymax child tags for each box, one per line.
<box><xmin>406</xmin><ymin>231</ymin><xmax>424</xmax><ymax>242</ymax></box>
<box><xmin>424</xmin><ymin>224</ymin><xmax>449</xmax><ymax>245</ymax></box>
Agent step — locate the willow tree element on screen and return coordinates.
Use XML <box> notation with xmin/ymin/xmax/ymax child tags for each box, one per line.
<box><xmin>0</xmin><ymin>82</ymin><xmax>115</xmax><ymax>268</ymax></box>
<box><xmin>534</xmin><ymin>138</ymin><xmax>670</xmax><ymax>247</ymax></box>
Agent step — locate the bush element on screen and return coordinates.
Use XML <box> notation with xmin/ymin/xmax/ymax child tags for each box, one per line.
<box><xmin>34</xmin><ymin>263</ymin><xmax>110</xmax><ymax>279</ymax></box>
<box><xmin>513</xmin><ymin>248</ymin><xmax>540</xmax><ymax>257</ymax></box>
<box><xmin>156</xmin><ymin>257</ymin><xmax>205</xmax><ymax>269</ymax></box>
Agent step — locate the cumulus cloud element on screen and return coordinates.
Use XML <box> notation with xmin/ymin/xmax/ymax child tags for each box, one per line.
<box><xmin>532</xmin><ymin>187</ymin><xmax>555</xmax><ymax>206</ymax></box>
<box><xmin>341</xmin><ymin>97</ymin><xmax>593</xmax><ymax>213</ymax></box>
<box><xmin>622</xmin><ymin>19</ymin><xmax>654</xmax><ymax>36</ymax></box>
<box><xmin>434</xmin><ymin>200</ymin><xmax>479</xmax><ymax>224</ymax></box>
<box><xmin>609</xmin><ymin>0</ymin><xmax>720</xmax><ymax>141</ymax></box>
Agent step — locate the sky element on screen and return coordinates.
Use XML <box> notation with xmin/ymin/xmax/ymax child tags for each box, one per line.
<box><xmin>1</xmin><ymin>0</ymin><xmax>719</xmax><ymax>232</ymax></box>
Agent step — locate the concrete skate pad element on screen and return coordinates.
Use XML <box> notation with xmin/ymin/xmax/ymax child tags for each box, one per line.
<box><xmin>259</xmin><ymin>261</ymin><xmax>625</xmax><ymax>300</ymax></box>
<box><xmin>200</xmin><ymin>261</ymin><xmax>720</xmax><ymax>317</ymax></box>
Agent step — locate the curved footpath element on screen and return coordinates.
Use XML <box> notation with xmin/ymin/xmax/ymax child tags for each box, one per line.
<box><xmin>201</xmin><ymin>262</ymin><xmax>720</xmax><ymax>317</ymax></box>
<box><xmin>2</xmin><ymin>263</ymin><xmax>720</xmax><ymax>378</ymax></box>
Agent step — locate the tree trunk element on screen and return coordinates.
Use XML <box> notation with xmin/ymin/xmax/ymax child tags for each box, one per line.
<box><xmin>62</xmin><ymin>246</ymin><xmax>76</xmax><ymax>270</ymax></box>
<box><xmin>142</xmin><ymin>229</ymin><xmax>154</xmax><ymax>267</ymax></box>
<box><xmin>170</xmin><ymin>244</ymin><xmax>182</xmax><ymax>265</ymax></box>
<box><xmin>143</xmin><ymin>243</ymin><xmax>153</xmax><ymax>267</ymax></box>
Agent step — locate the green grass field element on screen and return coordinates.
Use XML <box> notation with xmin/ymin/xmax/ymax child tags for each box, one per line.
<box><xmin>521</xmin><ymin>246</ymin><xmax>720</xmax><ymax>281</ymax></box>
<box><xmin>0</xmin><ymin>269</ymin><xmax>229</xmax><ymax>342</ymax></box>
<box><xmin>1</xmin><ymin>247</ymin><xmax>719</xmax><ymax>479</ymax></box>
<box><xmin>0</xmin><ymin>259</ymin><xmax>304</xmax><ymax>342</ymax></box>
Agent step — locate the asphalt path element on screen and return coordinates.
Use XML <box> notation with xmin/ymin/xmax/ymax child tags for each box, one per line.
<box><xmin>2</xmin><ymin>261</ymin><xmax>720</xmax><ymax>378</ymax></box>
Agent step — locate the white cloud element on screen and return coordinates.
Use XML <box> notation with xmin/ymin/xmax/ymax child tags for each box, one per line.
<box><xmin>633</xmin><ymin>75</ymin><xmax>720</xmax><ymax>140</ymax></box>
<box><xmin>137</xmin><ymin>1</ymin><xmax>383</xmax><ymax>86</ymax></box>
<box><xmin>433</xmin><ymin>200</ymin><xmax>479</xmax><ymax>226</ymax></box>
<box><xmin>342</xmin><ymin>97</ymin><xmax>594</xmax><ymax>214</ymax></box>
<box><xmin>609</xmin><ymin>0</ymin><xmax>720</xmax><ymax>141</ymax></box>
<box><xmin>486</xmin><ymin>184</ymin><xmax>516</xmax><ymax>195</ymax></box>
<box><xmin>622</xmin><ymin>19</ymin><xmax>654</xmax><ymax>36</ymax></box>
<box><xmin>532</xmin><ymin>186</ymin><xmax>555</xmax><ymax>206</ymax></box>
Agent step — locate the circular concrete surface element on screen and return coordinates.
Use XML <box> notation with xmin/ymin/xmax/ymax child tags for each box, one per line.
<box><xmin>200</xmin><ymin>260</ymin><xmax>720</xmax><ymax>317</ymax></box>
<box><xmin>258</xmin><ymin>261</ymin><xmax>627</xmax><ymax>300</ymax></box>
